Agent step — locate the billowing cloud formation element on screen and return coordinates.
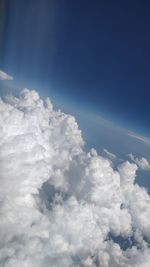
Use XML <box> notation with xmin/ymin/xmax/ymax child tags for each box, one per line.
<box><xmin>129</xmin><ymin>153</ymin><xmax>150</xmax><ymax>171</ymax></box>
<box><xmin>0</xmin><ymin>89</ymin><xmax>150</xmax><ymax>267</ymax></box>
<box><xmin>0</xmin><ymin>70</ymin><xmax>13</xmax><ymax>80</ymax></box>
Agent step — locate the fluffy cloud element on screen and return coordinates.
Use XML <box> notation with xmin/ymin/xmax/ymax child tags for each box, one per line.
<box><xmin>0</xmin><ymin>89</ymin><xmax>150</xmax><ymax>267</ymax></box>
<box><xmin>0</xmin><ymin>70</ymin><xmax>13</xmax><ymax>81</ymax></box>
<box><xmin>129</xmin><ymin>153</ymin><xmax>150</xmax><ymax>171</ymax></box>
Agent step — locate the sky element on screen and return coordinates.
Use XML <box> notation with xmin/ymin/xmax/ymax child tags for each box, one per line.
<box><xmin>1</xmin><ymin>2</ymin><xmax>150</xmax><ymax>265</ymax></box>
<box><xmin>0</xmin><ymin>0</ymin><xmax>150</xmax><ymax>136</ymax></box>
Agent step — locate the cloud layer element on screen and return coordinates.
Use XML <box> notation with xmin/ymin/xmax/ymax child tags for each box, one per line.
<box><xmin>0</xmin><ymin>70</ymin><xmax>13</xmax><ymax>81</ymax></box>
<box><xmin>0</xmin><ymin>89</ymin><xmax>150</xmax><ymax>267</ymax></box>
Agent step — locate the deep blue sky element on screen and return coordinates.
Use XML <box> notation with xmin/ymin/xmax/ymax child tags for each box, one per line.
<box><xmin>0</xmin><ymin>0</ymin><xmax>150</xmax><ymax>134</ymax></box>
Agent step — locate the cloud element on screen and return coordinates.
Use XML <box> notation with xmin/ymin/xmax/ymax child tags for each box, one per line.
<box><xmin>128</xmin><ymin>153</ymin><xmax>150</xmax><ymax>171</ymax></box>
<box><xmin>103</xmin><ymin>148</ymin><xmax>117</xmax><ymax>160</ymax></box>
<box><xmin>127</xmin><ymin>131</ymin><xmax>150</xmax><ymax>146</ymax></box>
<box><xmin>0</xmin><ymin>89</ymin><xmax>150</xmax><ymax>267</ymax></box>
<box><xmin>0</xmin><ymin>70</ymin><xmax>13</xmax><ymax>81</ymax></box>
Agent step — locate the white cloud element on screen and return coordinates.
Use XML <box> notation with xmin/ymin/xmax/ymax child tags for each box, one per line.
<box><xmin>127</xmin><ymin>131</ymin><xmax>150</xmax><ymax>146</ymax></box>
<box><xmin>129</xmin><ymin>153</ymin><xmax>150</xmax><ymax>171</ymax></box>
<box><xmin>103</xmin><ymin>148</ymin><xmax>117</xmax><ymax>160</ymax></box>
<box><xmin>0</xmin><ymin>70</ymin><xmax>13</xmax><ymax>81</ymax></box>
<box><xmin>0</xmin><ymin>89</ymin><xmax>150</xmax><ymax>267</ymax></box>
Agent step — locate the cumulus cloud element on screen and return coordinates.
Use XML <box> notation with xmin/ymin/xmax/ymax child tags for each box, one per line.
<box><xmin>0</xmin><ymin>70</ymin><xmax>13</xmax><ymax>81</ymax></box>
<box><xmin>129</xmin><ymin>153</ymin><xmax>150</xmax><ymax>171</ymax></box>
<box><xmin>0</xmin><ymin>88</ymin><xmax>150</xmax><ymax>267</ymax></box>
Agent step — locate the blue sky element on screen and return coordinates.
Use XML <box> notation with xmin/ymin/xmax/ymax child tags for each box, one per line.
<box><xmin>0</xmin><ymin>0</ymin><xmax>150</xmax><ymax>135</ymax></box>
<box><xmin>1</xmin><ymin>2</ymin><xmax>150</xmax><ymax>261</ymax></box>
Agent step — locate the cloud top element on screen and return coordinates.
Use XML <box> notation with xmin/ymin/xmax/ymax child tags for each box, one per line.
<box><xmin>0</xmin><ymin>89</ymin><xmax>150</xmax><ymax>267</ymax></box>
<box><xmin>0</xmin><ymin>70</ymin><xmax>13</xmax><ymax>80</ymax></box>
<box><xmin>129</xmin><ymin>153</ymin><xmax>150</xmax><ymax>171</ymax></box>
